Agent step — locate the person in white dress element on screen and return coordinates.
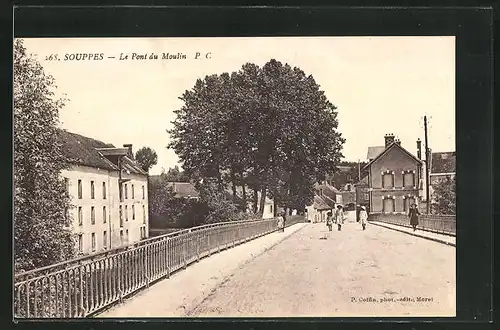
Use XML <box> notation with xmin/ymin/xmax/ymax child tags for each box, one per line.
<box><xmin>359</xmin><ymin>206</ymin><xmax>368</xmax><ymax>230</ymax></box>
<box><xmin>335</xmin><ymin>205</ymin><xmax>344</xmax><ymax>231</ymax></box>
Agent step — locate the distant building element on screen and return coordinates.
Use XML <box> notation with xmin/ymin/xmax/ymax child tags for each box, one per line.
<box><xmin>166</xmin><ymin>182</ymin><xmax>200</xmax><ymax>200</ymax></box>
<box><xmin>58</xmin><ymin>130</ymin><xmax>149</xmax><ymax>255</ymax></box>
<box><xmin>340</xmin><ymin>183</ymin><xmax>356</xmax><ymax>206</ymax></box>
<box><xmin>315</xmin><ymin>181</ymin><xmax>342</xmax><ymax>205</ymax></box>
<box><xmin>305</xmin><ymin>195</ymin><xmax>333</xmax><ymax>223</ymax></box>
<box><xmin>355</xmin><ymin>175</ymin><xmax>370</xmax><ymax>208</ymax></box>
<box><xmin>363</xmin><ymin>134</ymin><xmax>424</xmax><ymax>214</ymax></box>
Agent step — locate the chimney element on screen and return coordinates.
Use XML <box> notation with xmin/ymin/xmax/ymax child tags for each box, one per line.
<box><xmin>395</xmin><ymin>138</ymin><xmax>401</xmax><ymax>146</ymax></box>
<box><xmin>123</xmin><ymin>144</ymin><xmax>133</xmax><ymax>159</ymax></box>
<box><xmin>416</xmin><ymin>138</ymin><xmax>422</xmax><ymax>159</ymax></box>
<box><xmin>384</xmin><ymin>133</ymin><xmax>395</xmax><ymax>148</ymax></box>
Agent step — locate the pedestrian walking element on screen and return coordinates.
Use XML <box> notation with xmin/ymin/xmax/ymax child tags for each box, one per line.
<box><xmin>359</xmin><ymin>206</ymin><xmax>368</xmax><ymax>230</ymax></box>
<box><xmin>326</xmin><ymin>211</ymin><xmax>333</xmax><ymax>231</ymax></box>
<box><xmin>408</xmin><ymin>203</ymin><xmax>420</xmax><ymax>231</ymax></box>
<box><xmin>335</xmin><ymin>205</ymin><xmax>344</xmax><ymax>231</ymax></box>
<box><xmin>281</xmin><ymin>212</ymin><xmax>286</xmax><ymax>232</ymax></box>
<box><xmin>277</xmin><ymin>215</ymin><xmax>284</xmax><ymax>232</ymax></box>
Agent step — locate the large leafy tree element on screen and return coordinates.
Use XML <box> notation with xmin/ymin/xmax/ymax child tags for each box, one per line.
<box><xmin>431</xmin><ymin>177</ymin><xmax>456</xmax><ymax>215</ymax></box>
<box><xmin>135</xmin><ymin>146</ymin><xmax>158</xmax><ymax>173</ymax></box>
<box><xmin>168</xmin><ymin>59</ymin><xmax>344</xmax><ymax>218</ymax></box>
<box><xmin>14</xmin><ymin>39</ymin><xmax>76</xmax><ymax>272</ymax></box>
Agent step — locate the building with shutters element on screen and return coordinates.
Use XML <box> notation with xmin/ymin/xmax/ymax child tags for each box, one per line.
<box><xmin>362</xmin><ymin>134</ymin><xmax>424</xmax><ymax>214</ymax></box>
<box><xmin>58</xmin><ymin>129</ymin><xmax>149</xmax><ymax>255</ymax></box>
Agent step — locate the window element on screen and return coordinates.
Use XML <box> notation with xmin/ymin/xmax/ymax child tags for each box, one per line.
<box><xmin>120</xmin><ymin>230</ymin><xmax>124</xmax><ymax>244</ymax></box>
<box><xmin>78</xmin><ymin>207</ymin><xmax>83</xmax><ymax>226</ymax></box>
<box><xmin>102</xmin><ymin>182</ymin><xmax>107</xmax><ymax>199</ymax></box>
<box><xmin>142</xmin><ymin>185</ymin><xmax>145</xmax><ymax>199</ymax></box>
<box><xmin>78</xmin><ymin>180</ymin><xmax>82</xmax><ymax>199</ymax></box>
<box><xmin>90</xmin><ymin>181</ymin><xmax>95</xmax><ymax>199</ymax></box>
<box><xmin>91</xmin><ymin>233</ymin><xmax>96</xmax><ymax>252</ymax></box>
<box><xmin>269</xmin><ymin>204</ymin><xmax>273</xmax><ymax>213</ymax></box>
<box><xmin>132</xmin><ymin>184</ymin><xmax>135</xmax><ymax>199</ymax></box>
<box><xmin>132</xmin><ymin>205</ymin><xmax>135</xmax><ymax>220</ymax></box>
<box><xmin>125</xmin><ymin>229</ymin><xmax>129</xmax><ymax>243</ymax></box>
<box><xmin>403</xmin><ymin>172</ymin><xmax>415</xmax><ymax>187</ymax></box>
<box><xmin>124</xmin><ymin>184</ymin><xmax>128</xmax><ymax>199</ymax></box>
<box><xmin>78</xmin><ymin>234</ymin><xmax>83</xmax><ymax>252</ymax></box>
<box><xmin>383</xmin><ymin>198</ymin><xmax>395</xmax><ymax>213</ymax></box>
<box><xmin>119</xmin><ymin>206</ymin><xmax>123</xmax><ymax>227</ymax></box>
<box><xmin>91</xmin><ymin>206</ymin><xmax>95</xmax><ymax>225</ymax></box>
<box><xmin>102</xmin><ymin>206</ymin><xmax>107</xmax><ymax>223</ymax></box>
<box><xmin>125</xmin><ymin>205</ymin><xmax>128</xmax><ymax>221</ymax></box>
<box><xmin>143</xmin><ymin>205</ymin><xmax>146</xmax><ymax>224</ymax></box>
<box><xmin>382</xmin><ymin>173</ymin><xmax>394</xmax><ymax>188</ymax></box>
<box><xmin>103</xmin><ymin>231</ymin><xmax>107</xmax><ymax>249</ymax></box>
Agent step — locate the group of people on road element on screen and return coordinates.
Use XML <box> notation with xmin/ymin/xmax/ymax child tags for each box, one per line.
<box><xmin>278</xmin><ymin>202</ymin><xmax>420</xmax><ymax>233</ymax></box>
<box><xmin>323</xmin><ymin>203</ymin><xmax>420</xmax><ymax>232</ymax></box>
<box><xmin>325</xmin><ymin>205</ymin><xmax>369</xmax><ymax>232</ymax></box>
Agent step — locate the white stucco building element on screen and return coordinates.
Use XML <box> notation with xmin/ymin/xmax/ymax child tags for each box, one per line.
<box><xmin>58</xmin><ymin>130</ymin><xmax>149</xmax><ymax>255</ymax></box>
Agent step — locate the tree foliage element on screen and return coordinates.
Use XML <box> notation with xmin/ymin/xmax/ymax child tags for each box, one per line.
<box><xmin>14</xmin><ymin>39</ymin><xmax>76</xmax><ymax>272</ymax></box>
<box><xmin>148</xmin><ymin>175</ymin><xmax>244</xmax><ymax>229</ymax></box>
<box><xmin>168</xmin><ymin>59</ymin><xmax>344</xmax><ymax>218</ymax></box>
<box><xmin>328</xmin><ymin>161</ymin><xmax>369</xmax><ymax>188</ymax></box>
<box><xmin>431</xmin><ymin>177</ymin><xmax>456</xmax><ymax>215</ymax></box>
<box><xmin>135</xmin><ymin>146</ymin><xmax>158</xmax><ymax>173</ymax></box>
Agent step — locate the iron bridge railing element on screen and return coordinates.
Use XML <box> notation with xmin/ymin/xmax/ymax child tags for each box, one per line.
<box><xmin>368</xmin><ymin>213</ymin><xmax>456</xmax><ymax>236</ymax></box>
<box><xmin>14</xmin><ymin>215</ymin><xmax>304</xmax><ymax>319</ymax></box>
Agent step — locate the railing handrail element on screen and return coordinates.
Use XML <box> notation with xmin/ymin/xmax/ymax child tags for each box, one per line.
<box><xmin>14</xmin><ymin>216</ymin><xmax>285</xmax><ymax>279</ymax></box>
<box><xmin>14</xmin><ymin>215</ymin><xmax>305</xmax><ymax>318</ymax></box>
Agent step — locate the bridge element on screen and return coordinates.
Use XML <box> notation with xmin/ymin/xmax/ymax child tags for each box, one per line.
<box><xmin>14</xmin><ymin>216</ymin><xmax>456</xmax><ymax>318</ymax></box>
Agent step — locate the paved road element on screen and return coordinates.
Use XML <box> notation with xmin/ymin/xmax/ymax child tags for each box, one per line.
<box><xmin>186</xmin><ymin>222</ymin><xmax>455</xmax><ymax>317</ymax></box>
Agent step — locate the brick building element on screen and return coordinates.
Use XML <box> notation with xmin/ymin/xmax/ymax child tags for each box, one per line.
<box><xmin>363</xmin><ymin>134</ymin><xmax>424</xmax><ymax>214</ymax></box>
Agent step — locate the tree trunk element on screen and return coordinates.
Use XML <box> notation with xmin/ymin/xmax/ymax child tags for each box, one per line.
<box><xmin>241</xmin><ymin>171</ymin><xmax>247</xmax><ymax>212</ymax></box>
<box><xmin>231</xmin><ymin>168</ymin><xmax>237</xmax><ymax>204</ymax></box>
<box><xmin>216</xmin><ymin>167</ymin><xmax>223</xmax><ymax>190</ymax></box>
<box><xmin>253</xmin><ymin>189</ymin><xmax>258</xmax><ymax>214</ymax></box>
<box><xmin>273</xmin><ymin>197</ymin><xmax>278</xmax><ymax>217</ymax></box>
<box><xmin>259</xmin><ymin>186</ymin><xmax>267</xmax><ymax>218</ymax></box>
<box><xmin>289</xmin><ymin>208</ymin><xmax>293</xmax><ymax>216</ymax></box>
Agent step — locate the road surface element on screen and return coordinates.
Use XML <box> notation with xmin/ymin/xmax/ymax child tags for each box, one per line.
<box><xmin>187</xmin><ymin>222</ymin><xmax>455</xmax><ymax>317</ymax></box>
<box><xmin>98</xmin><ymin>222</ymin><xmax>455</xmax><ymax>318</ymax></box>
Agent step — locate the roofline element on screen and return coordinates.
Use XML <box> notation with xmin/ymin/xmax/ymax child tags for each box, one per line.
<box><xmin>363</xmin><ymin>142</ymin><xmax>423</xmax><ymax>170</ymax></box>
<box><xmin>95</xmin><ymin>148</ymin><xmax>130</xmax><ymax>156</ymax></box>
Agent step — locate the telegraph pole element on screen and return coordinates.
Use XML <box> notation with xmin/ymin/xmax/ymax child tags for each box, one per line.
<box><xmin>424</xmin><ymin>116</ymin><xmax>430</xmax><ymax>214</ymax></box>
<box><xmin>358</xmin><ymin>159</ymin><xmax>361</xmax><ymax>182</ymax></box>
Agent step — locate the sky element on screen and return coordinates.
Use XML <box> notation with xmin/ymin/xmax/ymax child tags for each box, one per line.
<box><xmin>21</xmin><ymin>37</ymin><xmax>455</xmax><ymax>175</ymax></box>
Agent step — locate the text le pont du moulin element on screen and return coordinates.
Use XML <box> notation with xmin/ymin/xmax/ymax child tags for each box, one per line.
<box><xmin>57</xmin><ymin>52</ymin><xmax>212</xmax><ymax>61</ymax></box>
